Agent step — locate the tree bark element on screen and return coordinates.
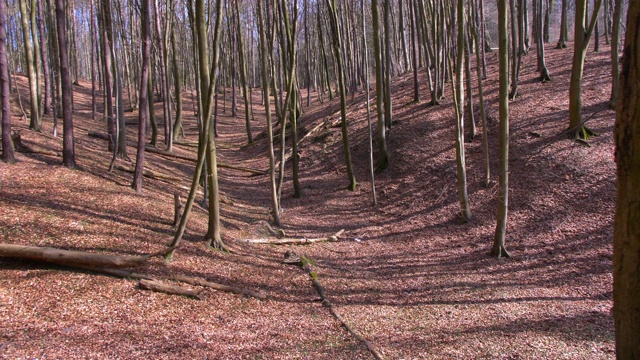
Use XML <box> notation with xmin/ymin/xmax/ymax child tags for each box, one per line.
<box><xmin>613</xmin><ymin>0</ymin><xmax>640</xmax><ymax>355</ymax></box>
<box><xmin>18</xmin><ymin>0</ymin><xmax>40</xmax><ymax>131</ymax></box>
<box><xmin>0</xmin><ymin>0</ymin><xmax>13</xmax><ymax>163</ymax></box>
<box><xmin>56</xmin><ymin>0</ymin><xmax>75</xmax><ymax>168</ymax></box>
<box><xmin>568</xmin><ymin>0</ymin><xmax>602</xmax><ymax>139</ymax></box>
<box><xmin>0</xmin><ymin>243</ymin><xmax>162</xmax><ymax>268</ymax></box>
<box><xmin>132</xmin><ymin>0</ymin><xmax>151</xmax><ymax>193</ymax></box>
<box><xmin>492</xmin><ymin>0</ymin><xmax>511</xmax><ymax>258</ymax></box>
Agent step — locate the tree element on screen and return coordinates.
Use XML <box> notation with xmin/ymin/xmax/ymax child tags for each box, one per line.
<box><xmin>18</xmin><ymin>0</ymin><xmax>40</xmax><ymax>132</ymax></box>
<box><xmin>492</xmin><ymin>0</ymin><xmax>511</xmax><ymax>258</ymax></box>
<box><xmin>613</xmin><ymin>0</ymin><xmax>640</xmax><ymax>355</ymax></box>
<box><xmin>609</xmin><ymin>0</ymin><xmax>623</xmax><ymax>105</ymax></box>
<box><xmin>132</xmin><ymin>0</ymin><xmax>151</xmax><ymax>193</ymax></box>
<box><xmin>0</xmin><ymin>0</ymin><xmax>13</xmax><ymax>163</ymax></box>
<box><xmin>166</xmin><ymin>0</ymin><xmax>226</xmax><ymax>260</ymax></box>
<box><xmin>567</xmin><ymin>0</ymin><xmax>602</xmax><ymax>139</ymax></box>
<box><xmin>56</xmin><ymin>0</ymin><xmax>76</xmax><ymax>168</ymax></box>
<box><xmin>325</xmin><ymin>0</ymin><xmax>357</xmax><ymax>191</ymax></box>
<box><xmin>534</xmin><ymin>0</ymin><xmax>551</xmax><ymax>81</ymax></box>
<box><xmin>452</xmin><ymin>0</ymin><xmax>472</xmax><ymax>222</ymax></box>
<box><xmin>371</xmin><ymin>0</ymin><xmax>390</xmax><ymax>172</ymax></box>
<box><xmin>556</xmin><ymin>0</ymin><xmax>569</xmax><ymax>48</ymax></box>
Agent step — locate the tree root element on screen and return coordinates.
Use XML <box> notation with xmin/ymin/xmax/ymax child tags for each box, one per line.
<box><xmin>490</xmin><ymin>244</ymin><xmax>511</xmax><ymax>258</ymax></box>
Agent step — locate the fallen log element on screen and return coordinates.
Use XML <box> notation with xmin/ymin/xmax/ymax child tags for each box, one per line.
<box><xmin>0</xmin><ymin>243</ymin><xmax>167</xmax><ymax>268</ymax></box>
<box><xmin>114</xmin><ymin>164</ymin><xmax>181</xmax><ymax>182</ymax></box>
<box><xmin>171</xmin><ymin>274</ymin><xmax>267</xmax><ymax>300</ymax></box>
<box><xmin>245</xmin><ymin>229</ymin><xmax>344</xmax><ymax>245</ymax></box>
<box><xmin>139</xmin><ymin>279</ymin><xmax>202</xmax><ymax>300</ymax></box>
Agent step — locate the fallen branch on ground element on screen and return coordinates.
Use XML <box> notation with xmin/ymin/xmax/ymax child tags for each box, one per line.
<box><xmin>245</xmin><ymin>229</ymin><xmax>344</xmax><ymax>245</ymax></box>
<box><xmin>170</xmin><ymin>274</ymin><xmax>267</xmax><ymax>300</ymax></box>
<box><xmin>139</xmin><ymin>279</ymin><xmax>203</xmax><ymax>299</ymax></box>
<box><xmin>286</xmin><ymin>252</ymin><xmax>384</xmax><ymax>360</ymax></box>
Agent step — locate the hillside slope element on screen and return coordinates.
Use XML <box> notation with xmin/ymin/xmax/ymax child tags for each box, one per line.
<box><xmin>1</xmin><ymin>42</ymin><xmax>615</xmax><ymax>359</ymax></box>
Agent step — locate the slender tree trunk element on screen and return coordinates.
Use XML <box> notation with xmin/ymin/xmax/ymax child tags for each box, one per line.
<box><xmin>556</xmin><ymin>0</ymin><xmax>568</xmax><ymax>48</ymax></box>
<box><xmin>383</xmin><ymin>0</ymin><xmax>393</xmax><ymax>129</ymax></box>
<box><xmin>257</xmin><ymin>0</ymin><xmax>282</xmax><ymax>226</ymax></box>
<box><xmin>19</xmin><ymin>0</ymin><xmax>40</xmax><ymax>131</ymax></box>
<box><xmin>0</xmin><ymin>0</ymin><xmax>13</xmax><ymax>163</ymax></box>
<box><xmin>100</xmin><ymin>0</ymin><xmax>115</xmax><ymax>152</ymax></box>
<box><xmin>471</xmin><ymin>0</ymin><xmax>490</xmax><ymax>187</ymax></box>
<box><xmin>234</xmin><ymin>0</ymin><xmax>252</xmax><ymax>144</ymax></box>
<box><xmin>36</xmin><ymin>1</ymin><xmax>49</xmax><ymax>116</ymax></box>
<box><xmin>609</xmin><ymin>0</ymin><xmax>622</xmax><ymax>104</ymax></box>
<box><xmin>325</xmin><ymin>0</ymin><xmax>357</xmax><ymax>190</ymax></box>
<box><xmin>133</xmin><ymin>0</ymin><xmax>151</xmax><ymax>193</ymax></box>
<box><xmin>453</xmin><ymin>0</ymin><xmax>472</xmax><ymax>222</ymax></box>
<box><xmin>410</xmin><ymin>0</ymin><xmax>419</xmax><ymax>102</ymax></box>
<box><xmin>55</xmin><ymin>0</ymin><xmax>75</xmax><ymax>168</ymax></box>
<box><xmin>493</xmin><ymin>0</ymin><xmax>511</xmax><ymax>258</ymax></box>
<box><xmin>170</xmin><ymin>15</ymin><xmax>183</xmax><ymax>141</ymax></box>
<box><xmin>363</xmin><ymin>0</ymin><xmax>377</xmax><ymax>205</ymax></box>
<box><xmin>613</xmin><ymin>3</ymin><xmax>640</xmax><ymax>355</ymax></box>
<box><xmin>372</xmin><ymin>0</ymin><xmax>390</xmax><ymax>172</ymax></box>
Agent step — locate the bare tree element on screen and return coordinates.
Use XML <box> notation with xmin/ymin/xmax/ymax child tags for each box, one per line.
<box><xmin>132</xmin><ymin>0</ymin><xmax>151</xmax><ymax>193</ymax></box>
<box><xmin>56</xmin><ymin>0</ymin><xmax>76</xmax><ymax>168</ymax></box>
<box><xmin>493</xmin><ymin>0</ymin><xmax>511</xmax><ymax>258</ymax></box>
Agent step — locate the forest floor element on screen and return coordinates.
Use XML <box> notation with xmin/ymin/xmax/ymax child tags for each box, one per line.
<box><xmin>0</xmin><ymin>41</ymin><xmax>616</xmax><ymax>359</ymax></box>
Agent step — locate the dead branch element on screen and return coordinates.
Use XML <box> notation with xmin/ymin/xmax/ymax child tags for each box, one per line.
<box><xmin>0</xmin><ymin>243</ymin><xmax>163</xmax><ymax>268</ymax></box>
<box><xmin>245</xmin><ymin>229</ymin><xmax>344</xmax><ymax>245</ymax></box>
<box><xmin>290</xmin><ymin>253</ymin><xmax>384</xmax><ymax>360</ymax></box>
<box><xmin>139</xmin><ymin>279</ymin><xmax>202</xmax><ymax>300</ymax></box>
<box><xmin>171</xmin><ymin>274</ymin><xmax>267</xmax><ymax>300</ymax></box>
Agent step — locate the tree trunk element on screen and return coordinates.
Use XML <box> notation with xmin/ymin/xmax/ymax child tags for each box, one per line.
<box><xmin>372</xmin><ymin>0</ymin><xmax>390</xmax><ymax>172</ymax></box>
<box><xmin>453</xmin><ymin>0</ymin><xmax>472</xmax><ymax>222</ymax></box>
<box><xmin>166</xmin><ymin>0</ymin><xmax>226</xmax><ymax>260</ymax></box>
<box><xmin>613</xmin><ymin>1</ymin><xmax>640</xmax><ymax>355</ymax></box>
<box><xmin>234</xmin><ymin>0</ymin><xmax>253</xmax><ymax>144</ymax></box>
<box><xmin>257</xmin><ymin>0</ymin><xmax>282</xmax><ymax>226</ymax></box>
<box><xmin>0</xmin><ymin>0</ymin><xmax>13</xmax><ymax>163</ymax></box>
<box><xmin>325</xmin><ymin>0</ymin><xmax>357</xmax><ymax>190</ymax></box>
<box><xmin>557</xmin><ymin>0</ymin><xmax>568</xmax><ymax>48</ymax></box>
<box><xmin>170</xmin><ymin>13</ymin><xmax>183</xmax><ymax>142</ymax></box>
<box><xmin>56</xmin><ymin>0</ymin><xmax>75</xmax><ymax>168</ymax></box>
<box><xmin>492</xmin><ymin>0</ymin><xmax>511</xmax><ymax>258</ymax></box>
<box><xmin>100</xmin><ymin>0</ymin><xmax>115</xmax><ymax>152</ymax></box>
<box><xmin>609</xmin><ymin>0</ymin><xmax>622</xmax><ymax>104</ymax></box>
<box><xmin>36</xmin><ymin>1</ymin><xmax>49</xmax><ymax>116</ymax></box>
<box><xmin>133</xmin><ymin>0</ymin><xmax>151</xmax><ymax>193</ymax></box>
<box><xmin>19</xmin><ymin>0</ymin><xmax>40</xmax><ymax>131</ymax></box>
<box><xmin>567</xmin><ymin>0</ymin><xmax>602</xmax><ymax>139</ymax></box>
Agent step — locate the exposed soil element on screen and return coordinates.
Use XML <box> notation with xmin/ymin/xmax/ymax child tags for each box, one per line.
<box><xmin>1</xmin><ymin>42</ymin><xmax>616</xmax><ymax>359</ymax></box>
